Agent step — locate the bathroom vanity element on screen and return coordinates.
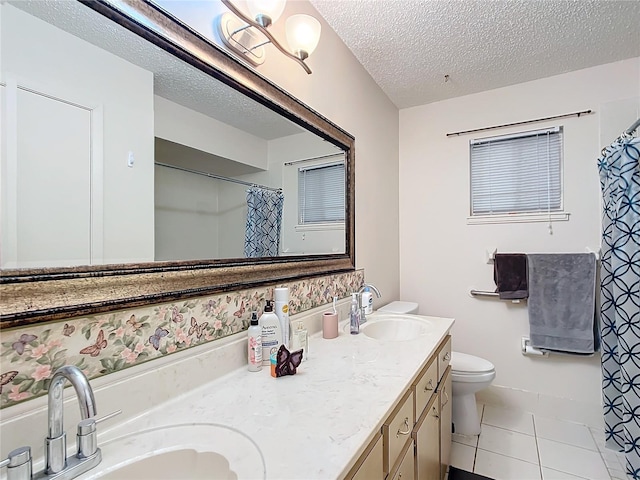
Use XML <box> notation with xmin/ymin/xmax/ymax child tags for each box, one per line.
<box><xmin>345</xmin><ymin>335</ymin><xmax>452</xmax><ymax>480</ymax></box>
<box><xmin>0</xmin><ymin>308</ymin><xmax>453</xmax><ymax>479</ymax></box>
<box><xmin>65</xmin><ymin>312</ymin><xmax>455</xmax><ymax>480</ymax></box>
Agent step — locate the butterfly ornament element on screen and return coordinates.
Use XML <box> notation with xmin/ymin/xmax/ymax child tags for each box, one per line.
<box><xmin>273</xmin><ymin>344</ymin><xmax>303</xmax><ymax>377</ymax></box>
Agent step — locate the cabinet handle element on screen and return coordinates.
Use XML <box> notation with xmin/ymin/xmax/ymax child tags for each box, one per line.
<box><xmin>441</xmin><ymin>387</ymin><xmax>449</xmax><ymax>407</ymax></box>
<box><xmin>424</xmin><ymin>379</ymin><xmax>434</xmax><ymax>392</ymax></box>
<box><xmin>396</xmin><ymin>417</ymin><xmax>410</xmax><ymax>437</ymax></box>
<box><xmin>443</xmin><ymin>351</ymin><xmax>451</xmax><ymax>362</ymax></box>
<box><xmin>431</xmin><ymin>406</ymin><xmax>439</xmax><ymax>419</ymax></box>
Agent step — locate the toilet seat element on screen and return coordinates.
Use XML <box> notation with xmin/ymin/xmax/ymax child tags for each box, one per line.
<box><xmin>451</xmin><ymin>370</ymin><xmax>496</xmax><ymax>383</ymax></box>
<box><xmin>451</xmin><ymin>352</ymin><xmax>496</xmax><ymax>376</ymax></box>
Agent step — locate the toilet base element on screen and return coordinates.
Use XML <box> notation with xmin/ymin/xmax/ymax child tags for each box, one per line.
<box><xmin>452</xmin><ymin>392</ymin><xmax>481</xmax><ymax>436</ymax></box>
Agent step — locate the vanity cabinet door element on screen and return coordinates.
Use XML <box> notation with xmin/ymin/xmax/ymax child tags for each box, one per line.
<box><xmin>350</xmin><ymin>433</ymin><xmax>384</xmax><ymax>480</ymax></box>
<box><xmin>437</xmin><ymin>336</ymin><xmax>452</xmax><ymax>381</ymax></box>
<box><xmin>414</xmin><ymin>357</ymin><xmax>438</xmax><ymax>421</ymax></box>
<box><xmin>414</xmin><ymin>394</ymin><xmax>440</xmax><ymax>480</ymax></box>
<box><xmin>389</xmin><ymin>440</ymin><xmax>415</xmax><ymax>480</ymax></box>
<box><xmin>438</xmin><ymin>367</ymin><xmax>452</xmax><ymax>480</ymax></box>
<box><xmin>383</xmin><ymin>389</ymin><xmax>415</xmax><ymax>475</ymax></box>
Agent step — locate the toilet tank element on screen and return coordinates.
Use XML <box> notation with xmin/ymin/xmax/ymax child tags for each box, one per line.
<box><xmin>377</xmin><ymin>301</ymin><xmax>419</xmax><ymax>315</ymax></box>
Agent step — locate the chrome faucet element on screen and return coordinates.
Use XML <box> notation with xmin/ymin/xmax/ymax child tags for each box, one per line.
<box><xmin>358</xmin><ymin>283</ymin><xmax>382</xmax><ymax>298</ymax></box>
<box><xmin>45</xmin><ymin>365</ymin><xmax>98</xmax><ymax>475</ymax></box>
<box><xmin>358</xmin><ymin>283</ymin><xmax>382</xmax><ymax>324</ymax></box>
<box><xmin>1</xmin><ymin>365</ymin><xmax>120</xmax><ymax>480</ymax></box>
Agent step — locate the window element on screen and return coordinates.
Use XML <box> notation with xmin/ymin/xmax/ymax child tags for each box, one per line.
<box><xmin>298</xmin><ymin>162</ymin><xmax>345</xmax><ymax>225</ymax></box>
<box><xmin>469</xmin><ymin>127</ymin><xmax>564</xmax><ymax>221</ymax></box>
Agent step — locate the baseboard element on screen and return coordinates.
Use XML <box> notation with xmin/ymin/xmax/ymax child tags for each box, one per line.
<box><xmin>476</xmin><ymin>385</ymin><xmax>603</xmax><ymax>429</ymax></box>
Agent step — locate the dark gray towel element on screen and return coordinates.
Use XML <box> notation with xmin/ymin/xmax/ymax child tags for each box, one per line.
<box><xmin>527</xmin><ymin>253</ymin><xmax>598</xmax><ymax>354</ymax></box>
<box><xmin>493</xmin><ymin>253</ymin><xmax>529</xmax><ymax>299</ymax></box>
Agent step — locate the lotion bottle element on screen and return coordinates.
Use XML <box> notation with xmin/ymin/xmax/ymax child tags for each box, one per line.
<box><xmin>247</xmin><ymin>312</ymin><xmax>262</xmax><ymax>372</ymax></box>
<box><xmin>260</xmin><ymin>300</ymin><xmax>282</xmax><ymax>365</ymax></box>
<box><xmin>361</xmin><ymin>287</ymin><xmax>373</xmax><ymax>315</ymax></box>
<box><xmin>290</xmin><ymin>321</ymin><xmax>308</xmax><ymax>361</ymax></box>
<box><xmin>274</xmin><ymin>287</ymin><xmax>290</xmax><ymax>348</ymax></box>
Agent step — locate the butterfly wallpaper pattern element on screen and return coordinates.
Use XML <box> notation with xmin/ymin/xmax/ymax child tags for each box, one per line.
<box><xmin>0</xmin><ymin>270</ymin><xmax>364</xmax><ymax>408</ymax></box>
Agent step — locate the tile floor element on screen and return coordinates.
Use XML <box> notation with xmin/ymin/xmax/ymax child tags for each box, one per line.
<box><xmin>450</xmin><ymin>404</ymin><xmax>627</xmax><ymax>480</ymax></box>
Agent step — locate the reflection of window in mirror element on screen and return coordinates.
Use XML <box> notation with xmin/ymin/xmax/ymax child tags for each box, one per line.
<box><xmin>281</xmin><ymin>154</ymin><xmax>346</xmax><ymax>256</ymax></box>
<box><xmin>298</xmin><ymin>162</ymin><xmax>345</xmax><ymax>225</ymax></box>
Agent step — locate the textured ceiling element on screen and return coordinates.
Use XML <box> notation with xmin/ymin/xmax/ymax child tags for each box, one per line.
<box><xmin>310</xmin><ymin>0</ymin><xmax>640</xmax><ymax>109</ymax></box>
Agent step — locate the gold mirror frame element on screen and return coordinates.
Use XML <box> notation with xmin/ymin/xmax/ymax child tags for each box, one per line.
<box><xmin>0</xmin><ymin>0</ymin><xmax>355</xmax><ymax>329</ymax></box>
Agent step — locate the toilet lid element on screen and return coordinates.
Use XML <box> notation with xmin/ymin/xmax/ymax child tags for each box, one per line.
<box><xmin>377</xmin><ymin>301</ymin><xmax>419</xmax><ymax>315</ymax></box>
<box><xmin>451</xmin><ymin>352</ymin><xmax>495</xmax><ymax>374</ymax></box>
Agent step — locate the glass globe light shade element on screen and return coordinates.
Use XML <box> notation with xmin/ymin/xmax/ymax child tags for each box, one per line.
<box><xmin>246</xmin><ymin>0</ymin><xmax>286</xmax><ymax>25</ymax></box>
<box><xmin>285</xmin><ymin>14</ymin><xmax>321</xmax><ymax>59</ymax></box>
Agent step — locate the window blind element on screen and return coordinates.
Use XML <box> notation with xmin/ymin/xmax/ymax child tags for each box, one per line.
<box><xmin>298</xmin><ymin>162</ymin><xmax>345</xmax><ymax>224</ymax></box>
<box><xmin>470</xmin><ymin>127</ymin><xmax>563</xmax><ymax>216</ymax></box>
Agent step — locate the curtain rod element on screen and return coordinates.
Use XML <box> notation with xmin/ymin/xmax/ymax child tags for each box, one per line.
<box><xmin>283</xmin><ymin>152</ymin><xmax>344</xmax><ymax>167</ymax></box>
<box><xmin>625</xmin><ymin>118</ymin><xmax>640</xmax><ymax>135</ymax></box>
<box><xmin>155</xmin><ymin>162</ymin><xmax>281</xmax><ymax>192</ymax></box>
<box><xmin>446</xmin><ymin>109</ymin><xmax>594</xmax><ymax>137</ymax></box>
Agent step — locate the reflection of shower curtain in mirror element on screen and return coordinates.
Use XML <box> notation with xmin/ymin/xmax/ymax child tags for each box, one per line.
<box><xmin>244</xmin><ymin>187</ymin><xmax>285</xmax><ymax>258</ymax></box>
<box><xmin>599</xmin><ymin>136</ymin><xmax>640</xmax><ymax>478</ymax></box>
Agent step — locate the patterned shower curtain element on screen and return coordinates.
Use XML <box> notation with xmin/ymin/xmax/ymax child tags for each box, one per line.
<box><xmin>599</xmin><ymin>136</ymin><xmax>640</xmax><ymax>478</ymax></box>
<box><xmin>244</xmin><ymin>187</ymin><xmax>284</xmax><ymax>258</ymax></box>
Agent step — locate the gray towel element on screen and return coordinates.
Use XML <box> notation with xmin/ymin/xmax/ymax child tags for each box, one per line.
<box><xmin>527</xmin><ymin>253</ymin><xmax>598</xmax><ymax>354</ymax></box>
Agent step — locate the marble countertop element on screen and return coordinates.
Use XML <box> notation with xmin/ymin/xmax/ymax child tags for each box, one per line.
<box><xmin>81</xmin><ymin>313</ymin><xmax>454</xmax><ymax>480</ymax></box>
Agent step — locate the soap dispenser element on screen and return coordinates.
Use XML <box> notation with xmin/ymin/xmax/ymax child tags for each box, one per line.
<box><xmin>350</xmin><ymin>293</ymin><xmax>361</xmax><ymax>334</ymax></box>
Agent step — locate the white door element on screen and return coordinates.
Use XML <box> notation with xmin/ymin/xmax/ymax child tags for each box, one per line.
<box><xmin>3</xmin><ymin>85</ymin><xmax>93</xmax><ymax>268</ymax></box>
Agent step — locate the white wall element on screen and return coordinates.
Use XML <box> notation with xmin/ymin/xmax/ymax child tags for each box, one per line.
<box><xmin>399</xmin><ymin>58</ymin><xmax>640</xmax><ymax>413</ymax></box>
<box><xmin>154</xmin><ymin>166</ymin><xmax>221</xmax><ymax>261</ymax></box>
<box><xmin>154</xmin><ymin>96</ymin><xmax>268</xmax><ymax>170</ymax></box>
<box><xmin>155</xmin><ymin>0</ymin><xmax>400</xmax><ymax>305</ymax></box>
<box><xmin>1</xmin><ymin>4</ymin><xmax>155</xmax><ymax>265</ymax></box>
<box><xmin>217</xmin><ymin>180</ymin><xmax>247</xmax><ymax>258</ymax></box>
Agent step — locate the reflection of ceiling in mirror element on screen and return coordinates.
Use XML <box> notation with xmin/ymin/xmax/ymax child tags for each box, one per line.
<box><xmin>10</xmin><ymin>0</ymin><xmax>303</xmax><ymax>140</ymax></box>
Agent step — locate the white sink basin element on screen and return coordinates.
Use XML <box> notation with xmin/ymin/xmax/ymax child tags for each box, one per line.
<box><xmin>346</xmin><ymin>313</ymin><xmax>434</xmax><ymax>341</ymax></box>
<box><xmin>83</xmin><ymin>424</ymin><xmax>265</xmax><ymax>480</ymax></box>
<box><xmin>99</xmin><ymin>449</ymin><xmax>236</xmax><ymax>480</ymax></box>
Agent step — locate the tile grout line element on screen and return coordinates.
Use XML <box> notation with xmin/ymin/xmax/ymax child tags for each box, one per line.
<box><xmin>477</xmin><ymin>405</ymin><xmax>608</xmax><ymax>479</ymax></box>
<box><xmin>589</xmin><ymin>426</ymin><xmax>622</xmax><ymax>480</ymax></box>
<box><xmin>481</xmin><ymin>422</ymin><xmax>536</xmax><ymax>437</ymax></box>
<box><xmin>532</xmin><ymin>415</ymin><xmax>544</xmax><ymax>480</ymax></box>
<box><xmin>472</xmin><ymin>404</ymin><xmax>484</xmax><ymax>473</ymax></box>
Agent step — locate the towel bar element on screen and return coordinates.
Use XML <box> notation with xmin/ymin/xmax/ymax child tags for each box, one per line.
<box><xmin>470</xmin><ymin>289</ymin><xmax>499</xmax><ymax>297</ymax></box>
<box><xmin>469</xmin><ymin>289</ymin><xmax>523</xmax><ymax>303</ymax></box>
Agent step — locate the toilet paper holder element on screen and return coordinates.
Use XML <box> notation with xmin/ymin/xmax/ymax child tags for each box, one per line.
<box><xmin>521</xmin><ymin>337</ymin><xmax>549</xmax><ymax>357</ymax></box>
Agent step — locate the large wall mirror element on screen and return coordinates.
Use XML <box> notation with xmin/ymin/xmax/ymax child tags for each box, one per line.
<box><xmin>0</xmin><ymin>0</ymin><xmax>355</xmax><ymax>328</ymax></box>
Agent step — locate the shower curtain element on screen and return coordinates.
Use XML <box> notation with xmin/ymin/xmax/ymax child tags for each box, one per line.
<box><xmin>244</xmin><ymin>187</ymin><xmax>284</xmax><ymax>258</ymax></box>
<box><xmin>599</xmin><ymin>135</ymin><xmax>640</xmax><ymax>478</ymax></box>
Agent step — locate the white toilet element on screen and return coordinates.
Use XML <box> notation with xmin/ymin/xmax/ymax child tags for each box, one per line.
<box><xmin>449</xmin><ymin>352</ymin><xmax>495</xmax><ymax>435</ymax></box>
<box><xmin>377</xmin><ymin>301</ymin><xmax>496</xmax><ymax>436</ymax></box>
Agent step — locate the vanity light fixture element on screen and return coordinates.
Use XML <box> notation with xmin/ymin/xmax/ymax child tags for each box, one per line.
<box><xmin>217</xmin><ymin>0</ymin><xmax>321</xmax><ymax>74</ymax></box>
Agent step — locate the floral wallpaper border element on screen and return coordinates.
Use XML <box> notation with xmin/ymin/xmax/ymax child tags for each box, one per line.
<box><xmin>0</xmin><ymin>270</ymin><xmax>364</xmax><ymax>408</ymax></box>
